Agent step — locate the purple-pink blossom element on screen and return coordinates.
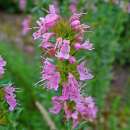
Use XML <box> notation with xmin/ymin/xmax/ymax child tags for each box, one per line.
<box><xmin>77</xmin><ymin>62</ymin><xmax>93</xmax><ymax>81</ymax></box>
<box><xmin>52</xmin><ymin>0</ymin><xmax>60</xmax><ymax>14</ymax></box>
<box><xmin>46</xmin><ymin>72</ymin><xmax>60</xmax><ymax>91</ymax></box>
<box><xmin>4</xmin><ymin>85</ymin><xmax>17</xmax><ymax>111</ymax></box>
<box><xmin>42</xmin><ymin>60</ymin><xmax>60</xmax><ymax>91</ymax></box>
<box><xmin>49</xmin><ymin>96</ymin><xmax>64</xmax><ymax>114</ymax></box>
<box><xmin>57</xmin><ymin>74</ymin><xmax>80</xmax><ymax>101</ymax></box>
<box><xmin>42</xmin><ymin>33</ymin><xmax>55</xmax><ymax>42</ymax></box>
<box><xmin>44</xmin><ymin>14</ymin><xmax>59</xmax><ymax>28</ymax></box>
<box><xmin>42</xmin><ymin>60</ymin><xmax>56</xmax><ymax>77</ymax></box>
<box><xmin>67</xmin><ymin>73</ymin><xmax>80</xmax><ymax>100</ymax></box>
<box><xmin>0</xmin><ymin>56</ymin><xmax>6</xmax><ymax>78</ymax></box>
<box><xmin>33</xmin><ymin>5</ymin><xmax>59</xmax><ymax>40</ymax></box>
<box><xmin>40</xmin><ymin>33</ymin><xmax>55</xmax><ymax>49</ymax></box>
<box><xmin>70</xmin><ymin>13</ymin><xmax>86</xmax><ymax>32</ymax></box>
<box><xmin>33</xmin><ymin>4</ymin><xmax>97</xmax><ymax>128</ymax></box>
<box><xmin>76</xmin><ymin>96</ymin><xmax>97</xmax><ymax>121</ymax></box>
<box><xmin>69</xmin><ymin>4</ymin><xmax>77</xmax><ymax>14</ymax></box>
<box><xmin>69</xmin><ymin>0</ymin><xmax>78</xmax><ymax>13</ymax></box>
<box><xmin>69</xmin><ymin>56</ymin><xmax>76</xmax><ymax>64</ymax></box>
<box><xmin>33</xmin><ymin>29</ymin><xmax>43</xmax><ymax>40</ymax></box>
<box><xmin>75</xmin><ymin>40</ymin><xmax>94</xmax><ymax>50</ymax></box>
<box><xmin>56</xmin><ymin>40</ymin><xmax>70</xmax><ymax>60</ymax></box>
<box><xmin>41</xmin><ymin>41</ymin><xmax>54</xmax><ymax>50</ymax></box>
<box><xmin>50</xmin><ymin>74</ymin><xmax>80</xmax><ymax>115</ymax></box>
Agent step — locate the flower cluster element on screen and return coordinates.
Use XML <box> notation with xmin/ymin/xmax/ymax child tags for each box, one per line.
<box><xmin>0</xmin><ymin>56</ymin><xmax>6</xmax><ymax>78</ymax></box>
<box><xmin>4</xmin><ymin>85</ymin><xmax>17</xmax><ymax>111</ymax></box>
<box><xmin>0</xmin><ymin>56</ymin><xmax>17</xmax><ymax>111</ymax></box>
<box><xmin>33</xmin><ymin>5</ymin><xmax>97</xmax><ymax>128</ymax></box>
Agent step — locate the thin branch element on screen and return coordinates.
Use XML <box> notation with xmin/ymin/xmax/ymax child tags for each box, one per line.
<box><xmin>35</xmin><ymin>101</ymin><xmax>57</xmax><ymax>130</ymax></box>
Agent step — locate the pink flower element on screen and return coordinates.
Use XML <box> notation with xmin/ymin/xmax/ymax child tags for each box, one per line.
<box><xmin>46</xmin><ymin>72</ymin><xmax>60</xmax><ymax>91</ymax></box>
<box><xmin>74</xmin><ymin>43</ymin><xmax>81</xmax><ymax>50</ymax></box>
<box><xmin>50</xmin><ymin>74</ymin><xmax>80</xmax><ymax>115</ymax></box>
<box><xmin>4</xmin><ymin>85</ymin><xmax>17</xmax><ymax>111</ymax></box>
<box><xmin>75</xmin><ymin>40</ymin><xmax>94</xmax><ymax>50</ymax></box>
<box><xmin>0</xmin><ymin>56</ymin><xmax>6</xmax><ymax>78</ymax></box>
<box><xmin>43</xmin><ymin>5</ymin><xmax>59</xmax><ymax>29</ymax></box>
<box><xmin>49</xmin><ymin>83</ymin><xmax>70</xmax><ymax>115</ymax></box>
<box><xmin>33</xmin><ymin>5</ymin><xmax>59</xmax><ymax>40</ymax></box>
<box><xmin>52</xmin><ymin>0</ymin><xmax>60</xmax><ymax>14</ymax></box>
<box><xmin>41</xmin><ymin>42</ymin><xmax>54</xmax><ymax>49</ymax></box>
<box><xmin>22</xmin><ymin>16</ymin><xmax>31</xmax><ymax>35</ymax></box>
<box><xmin>60</xmin><ymin>75</ymin><xmax>80</xmax><ymax>101</ymax></box>
<box><xmin>49</xmin><ymin>4</ymin><xmax>57</xmax><ymax>14</ymax></box>
<box><xmin>67</xmin><ymin>73</ymin><xmax>80</xmax><ymax>100</ymax></box>
<box><xmin>45</xmin><ymin>5</ymin><xmax>59</xmax><ymax>27</ymax></box>
<box><xmin>74</xmin><ymin>32</ymin><xmax>84</xmax><ymax>42</ymax></box>
<box><xmin>4</xmin><ymin>86</ymin><xmax>15</xmax><ymax>95</ymax></box>
<box><xmin>33</xmin><ymin>29</ymin><xmax>43</xmax><ymax>40</ymax></box>
<box><xmin>81</xmin><ymin>41</ymin><xmax>93</xmax><ymax>51</ymax></box>
<box><xmin>19</xmin><ymin>0</ymin><xmax>26</xmax><ymax>11</ymax></box>
<box><xmin>56</xmin><ymin>40</ymin><xmax>70</xmax><ymax>60</ymax></box>
<box><xmin>70</xmin><ymin>14</ymin><xmax>90</xmax><ymax>45</ymax></box>
<box><xmin>70</xmin><ymin>13</ymin><xmax>81</xmax><ymax>23</ymax></box>
<box><xmin>61</xmin><ymin>83</ymin><xmax>70</xmax><ymax>100</ymax></box>
<box><xmin>80</xmin><ymin>40</ymin><xmax>93</xmax><ymax>50</ymax></box>
<box><xmin>70</xmin><ymin>13</ymin><xmax>91</xmax><ymax>49</ymax></box>
<box><xmin>42</xmin><ymin>60</ymin><xmax>56</xmax><ymax>77</ymax></box>
<box><xmin>70</xmin><ymin>13</ymin><xmax>82</xmax><ymax>31</ymax></box>
<box><xmin>69</xmin><ymin>0</ymin><xmax>78</xmax><ymax>13</ymax></box>
<box><xmin>40</xmin><ymin>33</ymin><xmax>55</xmax><ymax>49</ymax></box>
<box><xmin>42</xmin><ymin>60</ymin><xmax>60</xmax><ymax>91</ymax></box>
<box><xmin>69</xmin><ymin>4</ymin><xmax>77</xmax><ymax>14</ymax></box>
<box><xmin>71</xmin><ymin>20</ymin><xmax>80</xmax><ymax>28</ymax></box>
<box><xmin>71</xmin><ymin>111</ymin><xmax>79</xmax><ymax>128</ymax></box>
<box><xmin>69</xmin><ymin>56</ymin><xmax>76</xmax><ymax>64</ymax></box>
<box><xmin>76</xmin><ymin>96</ymin><xmax>97</xmax><ymax>121</ymax></box>
<box><xmin>42</xmin><ymin>33</ymin><xmax>55</xmax><ymax>42</ymax></box>
<box><xmin>44</xmin><ymin>14</ymin><xmax>59</xmax><ymax>28</ymax></box>
<box><xmin>55</xmin><ymin>37</ymin><xmax>63</xmax><ymax>49</ymax></box>
<box><xmin>33</xmin><ymin>5</ymin><xmax>97</xmax><ymax>128</ymax></box>
<box><xmin>77</xmin><ymin>62</ymin><xmax>93</xmax><ymax>81</ymax></box>
<box><xmin>49</xmin><ymin>96</ymin><xmax>64</xmax><ymax>114</ymax></box>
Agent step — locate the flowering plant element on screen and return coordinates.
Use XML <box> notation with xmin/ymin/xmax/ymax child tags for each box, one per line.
<box><xmin>0</xmin><ymin>56</ymin><xmax>17</xmax><ymax>113</ymax></box>
<box><xmin>33</xmin><ymin>4</ymin><xmax>97</xmax><ymax>128</ymax></box>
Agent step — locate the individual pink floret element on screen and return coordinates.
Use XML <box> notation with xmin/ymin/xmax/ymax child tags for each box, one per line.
<box><xmin>74</xmin><ymin>40</ymin><xmax>94</xmax><ymax>50</ymax></box>
<box><xmin>56</xmin><ymin>40</ymin><xmax>70</xmax><ymax>60</ymax></box>
<box><xmin>42</xmin><ymin>60</ymin><xmax>60</xmax><ymax>91</ymax></box>
<box><xmin>77</xmin><ymin>62</ymin><xmax>93</xmax><ymax>81</ymax></box>
<box><xmin>4</xmin><ymin>85</ymin><xmax>17</xmax><ymax>111</ymax></box>
<box><xmin>69</xmin><ymin>56</ymin><xmax>76</xmax><ymax>64</ymax></box>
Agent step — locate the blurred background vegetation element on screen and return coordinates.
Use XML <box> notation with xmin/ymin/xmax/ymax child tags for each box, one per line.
<box><xmin>0</xmin><ymin>0</ymin><xmax>130</xmax><ymax>130</ymax></box>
